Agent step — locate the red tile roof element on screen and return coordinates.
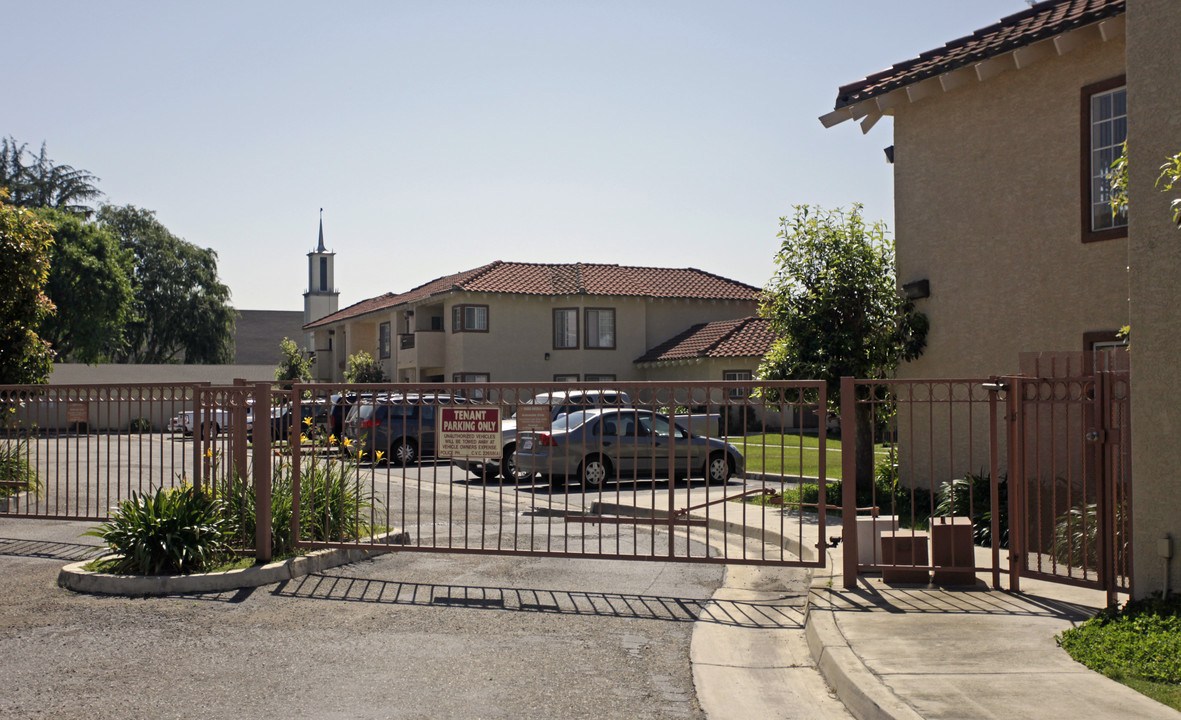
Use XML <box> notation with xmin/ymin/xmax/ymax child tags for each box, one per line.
<box><xmin>834</xmin><ymin>0</ymin><xmax>1125</xmax><ymax>109</ymax></box>
<box><xmin>635</xmin><ymin>317</ymin><xmax>775</xmax><ymax>364</ymax></box>
<box><xmin>305</xmin><ymin>261</ymin><xmax>761</xmax><ymax>329</ymax></box>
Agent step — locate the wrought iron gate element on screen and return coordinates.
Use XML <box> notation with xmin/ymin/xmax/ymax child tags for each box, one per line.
<box><xmin>1006</xmin><ymin>351</ymin><xmax>1131</xmax><ymax>602</ymax></box>
<box><xmin>284</xmin><ymin>381</ymin><xmax>829</xmax><ymax>568</ymax></box>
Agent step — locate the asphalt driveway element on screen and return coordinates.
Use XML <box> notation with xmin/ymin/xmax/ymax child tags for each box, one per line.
<box><xmin>0</xmin><ymin>518</ymin><xmax>724</xmax><ymax>720</ymax></box>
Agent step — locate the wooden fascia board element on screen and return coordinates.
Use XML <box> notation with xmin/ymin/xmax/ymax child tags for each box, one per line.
<box><xmin>1013</xmin><ymin>38</ymin><xmax>1056</xmax><ymax>70</ymax></box>
<box><xmin>938</xmin><ymin>66</ymin><xmax>976</xmax><ymax>93</ymax></box>
<box><xmin>1099</xmin><ymin>15</ymin><xmax>1125</xmax><ymax>42</ymax></box>
<box><xmin>859</xmin><ymin>109</ymin><xmax>883</xmax><ymax>134</ymax></box>
<box><xmin>821</xmin><ymin>15</ymin><xmax>1125</xmax><ymax>134</ymax></box>
<box><xmin>904</xmin><ymin>77</ymin><xmax>942</xmax><ymax>103</ymax></box>
<box><xmin>819</xmin><ymin>106</ymin><xmax>854</xmax><ymax>128</ymax></box>
<box><xmin>1054</xmin><ymin>24</ymin><xmax>1101</xmax><ymax>55</ymax></box>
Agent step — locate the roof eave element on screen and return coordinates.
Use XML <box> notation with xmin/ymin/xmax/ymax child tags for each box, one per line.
<box><xmin>821</xmin><ymin>6</ymin><xmax>1126</xmax><ymax>134</ymax></box>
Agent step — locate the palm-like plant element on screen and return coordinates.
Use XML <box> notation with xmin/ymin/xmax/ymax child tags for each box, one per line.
<box><xmin>85</xmin><ymin>485</ymin><xmax>234</xmax><ymax>575</ymax></box>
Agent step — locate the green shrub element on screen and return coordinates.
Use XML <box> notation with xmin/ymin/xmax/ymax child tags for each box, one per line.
<box><xmin>1053</xmin><ymin>500</ymin><xmax>1128</xmax><ymax>569</ymax></box>
<box><xmin>129</xmin><ymin>417</ymin><xmax>152</xmax><ymax>433</ymax></box>
<box><xmin>1059</xmin><ymin>595</ymin><xmax>1181</xmax><ymax>686</ymax></box>
<box><xmin>85</xmin><ymin>486</ymin><xmax>235</xmax><ymax>575</ymax></box>
<box><xmin>934</xmin><ymin>471</ymin><xmax>1009</xmax><ymax>548</ymax></box>
<box><xmin>0</xmin><ymin>438</ymin><xmax>40</xmax><ymax>498</ymax></box>
<box><xmin>222</xmin><ymin>455</ymin><xmax>377</xmax><ymax>557</ymax></box>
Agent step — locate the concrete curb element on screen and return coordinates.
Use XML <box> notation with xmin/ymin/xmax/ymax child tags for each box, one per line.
<box><xmin>57</xmin><ymin>533</ymin><xmax>407</xmax><ymax>597</ymax></box>
<box><xmin>608</xmin><ymin>495</ymin><xmax>915</xmax><ymax>720</ymax></box>
<box><xmin>801</xmin><ymin>541</ymin><xmax>923</xmax><ymax>720</ymax></box>
<box><xmin>804</xmin><ymin>599</ymin><xmax>923</xmax><ymax>720</ymax></box>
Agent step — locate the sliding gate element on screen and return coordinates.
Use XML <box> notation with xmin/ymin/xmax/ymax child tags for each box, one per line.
<box><xmin>284</xmin><ymin>381</ymin><xmax>829</xmax><ymax>568</ymax></box>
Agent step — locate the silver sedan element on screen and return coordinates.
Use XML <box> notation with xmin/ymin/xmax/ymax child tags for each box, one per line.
<box><xmin>515</xmin><ymin>408</ymin><xmax>744</xmax><ymax>489</ymax></box>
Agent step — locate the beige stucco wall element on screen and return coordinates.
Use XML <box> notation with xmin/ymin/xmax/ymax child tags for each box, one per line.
<box><xmin>893</xmin><ymin>34</ymin><xmax>1129</xmax><ymax>381</ymax></box>
<box><xmin>1127</xmin><ymin>0</ymin><xmax>1181</xmax><ymax>600</ymax></box>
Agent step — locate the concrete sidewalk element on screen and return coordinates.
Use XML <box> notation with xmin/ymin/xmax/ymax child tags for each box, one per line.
<box><xmin>805</xmin><ymin>543</ymin><xmax>1181</xmax><ymax>720</ymax></box>
<box><xmin>614</xmin><ymin>484</ymin><xmax>1179</xmax><ymax>719</ymax></box>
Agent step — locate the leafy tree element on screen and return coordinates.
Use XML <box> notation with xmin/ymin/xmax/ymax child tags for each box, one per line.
<box><xmin>1107</xmin><ymin>144</ymin><xmax>1180</xmax><ymax>345</ymax></box>
<box><xmin>758</xmin><ymin>204</ymin><xmax>927</xmax><ymax>491</ymax></box>
<box><xmin>344</xmin><ymin>350</ymin><xmax>388</xmax><ymax>383</ymax></box>
<box><xmin>275</xmin><ymin>337</ymin><xmax>314</xmax><ymax>387</ymax></box>
<box><xmin>97</xmin><ymin>205</ymin><xmax>236</xmax><ymax>364</ymax></box>
<box><xmin>35</xmin><ymin>208</ymin><xmax>134</xmax><ymax>363</ymax></box>
<box><xmin>0</xmin><ymin>192</ymin><xmax>56</xmax><ymax>383</ymax></box>
<box><xmin>1158</xmin><ymin>152</ymin><xmax>1181</xmax><ymax>229</ymax></box>
<box><xmin>1109</xmin><ymin>142</ymin><xmax>1181</xmax><ymax>228</ymax></box>
<box><xmin>0</xmin><ymin>137</ymin><xmax>103</xmax><ymax>218</ymax></box>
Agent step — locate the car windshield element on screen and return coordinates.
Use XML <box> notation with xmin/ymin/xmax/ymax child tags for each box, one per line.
<box><xmin>510</xmin><ymin>392</ymin><xmax>623</xmax><ymax>419</ymax></box>
<box><xmin>554</xmin><ymin>410</ymin><xmax>594</xmax><ymax>432</ymax></box>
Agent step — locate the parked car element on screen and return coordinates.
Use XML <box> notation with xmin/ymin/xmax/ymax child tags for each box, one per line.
<box><xmin>167</xmin><ymin>413</ymin><xmax>190</xmax><ymax>434</ymax></box>
<box><xmin>343</xmin><ymin>393</ymin><xmax>465</xmax><ymax>465</ymax></box>
<box><xmin>269</xmin><ymin>400</ymin><xmax>330</xmax><ymax>441</ymax></box>
<box><xmin>328</xmin><ymin>392</ymin><xmax>372</xmax><ymax>444</ymax></box>
<box><xmin>169</xmin><ymin>406</ymin><xmax>254</xmax><ymax>437</ymax></box>
<box><xmin>452</xmin><ymin>389</ymin><xmax>631</xmax><ymax>480</ymax></box>
<box><xmin>514</xmin><ymin>408</ymin><xmax>744</xmax><ymax>489</ymax></box>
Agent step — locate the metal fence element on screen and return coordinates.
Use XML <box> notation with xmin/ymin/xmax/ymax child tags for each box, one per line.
<box><xmin>839</xmin><ymin>377</ymin><xmax>1008</xmax><ymax>589</ymax></box>
<box><xmin>280</xmin><ymin>380</ymin><xmax>829</xmax><ymax>567</ymax></box>
<box><xmin>839</xmin><ymin>354</ymin><xmax>1132</xmax><ymax>602</ymax></box>
<box><xmin>0</xmin><ymin>383</ymin><xmax>200</xmax><ymax>520</ymax></box>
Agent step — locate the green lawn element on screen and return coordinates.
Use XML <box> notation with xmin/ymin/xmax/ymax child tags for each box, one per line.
<box><xmin>727</xmin><ymin>433</ymin><xmax>891</xmax><ymax>479</ymax></box>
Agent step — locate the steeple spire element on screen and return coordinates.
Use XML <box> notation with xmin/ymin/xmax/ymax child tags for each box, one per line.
<box><xmin>317</xmin><ymin>208</ymin><xmax>326</xmax><ymax>252</ymax></box>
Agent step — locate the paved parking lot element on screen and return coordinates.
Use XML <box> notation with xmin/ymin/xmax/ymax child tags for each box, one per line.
<box><xmin>0</xmin><ymin>517</ymin><xmax>726</xmax><ymax>720</ymax></box>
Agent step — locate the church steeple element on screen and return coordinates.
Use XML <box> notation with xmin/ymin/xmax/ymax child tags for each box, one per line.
<box><xmin>304</xmin><ymin>209</ymin><xmax>340</xmax><ymax>347</ymax></box>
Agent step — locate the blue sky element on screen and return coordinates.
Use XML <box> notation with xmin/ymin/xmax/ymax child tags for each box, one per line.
<box><xmin>3</xmin><ymin>1</ymin><xmax>1024</xmax><ymax>310</ymax></box>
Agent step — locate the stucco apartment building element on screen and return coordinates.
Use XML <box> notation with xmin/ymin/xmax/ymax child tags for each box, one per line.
<box><xmin>303</xmin><ymin>260</ymin><xmax>772</xmax><ymax>386</ymax></box>
<box><xmin>823</xmin><ymin>0</ymin><xmax>1178</xmax><ymax>599</ymax></box>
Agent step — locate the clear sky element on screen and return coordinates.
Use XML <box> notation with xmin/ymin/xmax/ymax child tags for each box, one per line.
<box><xmin>4</xmin><ymin>1</ymin><xmax>1024</xmax><ymax>311</ymax></box>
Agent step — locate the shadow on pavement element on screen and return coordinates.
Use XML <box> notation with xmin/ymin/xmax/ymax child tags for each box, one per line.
<box><xmin>0</xmin><ymin>536</ymin><xmax>96</xmax><ymax>562</ymax></box>
<box><xmin>268</xmin><ymin>571</ymin><xmax>801</xmax><ymax>629</ymax></box>
<box><xmin>811</xmin><ymin>576</ymin><xmax>1099</xmax><ymax>621</ymax></box>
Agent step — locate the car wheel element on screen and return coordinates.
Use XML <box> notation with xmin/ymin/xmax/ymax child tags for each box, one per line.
<box><xmin>579</xmin><ymin>455</ymin><xmax>612</xmax><ymax>490</ymax></box>
<box><xmin>392</xmin><ymin>438</ymin><xmax>417</xmax><ymax>466</ymax></box>
<box><xmin>202</xmin><ymin>422</ymin><xmax>220</xmax><ymax>438</ymax></box>
<box><xmin>500</xmin><ymin>444</ymin><xmax>528</xmax><ymax>481</ymax></box>
<box><xmin>705</xmin><ymin>452</ymin><xmax>732</xmax><ymax>484</ymax></box>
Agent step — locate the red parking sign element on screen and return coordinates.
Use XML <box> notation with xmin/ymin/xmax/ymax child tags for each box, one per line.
<box><xmin>437</xmin><ymin>406</ymin><xmax>501</xmax><ymax>458</ymax></box>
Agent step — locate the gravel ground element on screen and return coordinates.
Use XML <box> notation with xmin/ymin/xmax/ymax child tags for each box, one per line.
<box><xmin>0</xmin><ymin>519</ymin><xmax>724</xmax><ymax>720</ymax></box>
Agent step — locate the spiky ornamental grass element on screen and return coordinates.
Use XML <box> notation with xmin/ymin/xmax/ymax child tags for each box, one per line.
<box><xmin>85</xmin><ymin>486</ymin><xmax>235</xmax><ymax>575</ymax></box>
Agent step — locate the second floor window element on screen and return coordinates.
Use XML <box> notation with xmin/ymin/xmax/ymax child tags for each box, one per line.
<box><xmin>1082</xmin><ymin>77</ymin><xmax>1127</xmax><ymax>241</ymax></box>
<box><xmin>378</xmin><ymin>322</ymin><xmax>391</xmax><ymax>359</ymax></box>
<box><xmin>553</xmin><ymin>308</ymin><xmax>578</xmax><ymax>349</ymax></box>
<box><xmin>585</xmin><ymin>308</ymin><xmax>615</xmax><ymax>349</ymax></box>
<box><xmin>452</xmin><ymin>304</ymin><xmax>488</xmax><ymax>333</ymax></box>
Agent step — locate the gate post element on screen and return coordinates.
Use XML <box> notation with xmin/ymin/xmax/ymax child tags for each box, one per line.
<box><xmin>1006</xmin><ymin>376</ymin><xmax>1023</xmax><ymax>593</ymax></box>
<box><xmin>841</xmin><ymin>376</ymin><xmax>859</xmax><ymax>589</ymax></box>
<box><xmin>252</xmin><ymin>382</ymin><xmax>272</xmax><ymax>563</ymax></box>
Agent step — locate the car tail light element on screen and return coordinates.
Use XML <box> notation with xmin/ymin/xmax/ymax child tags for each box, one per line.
<box><xmin>535</xmin><ymin>433</ymin><xmax>556</xmax><ymax>447</ymax></box>
<box><xmin>360</xmin><ymin>417</ymin><xmax>379</xmax><ymax>429</ymax></box>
